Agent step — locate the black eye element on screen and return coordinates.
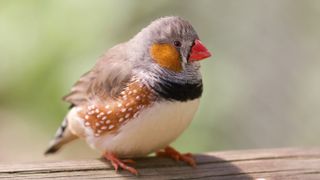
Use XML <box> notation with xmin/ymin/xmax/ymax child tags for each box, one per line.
<box><xmin>173</xmin><ymin>40</ymin><xmax>182</xmax><ymax>47</ymax></box>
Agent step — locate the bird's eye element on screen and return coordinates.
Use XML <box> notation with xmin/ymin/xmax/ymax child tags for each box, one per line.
<box><xmin>173</xmin><ymin>40</ymin><xmax>182</xmax><ymax>47</ymax></box>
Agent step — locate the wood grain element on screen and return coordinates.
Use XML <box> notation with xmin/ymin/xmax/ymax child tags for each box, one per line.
<box><xmin>1</xmin><ymin>148</ymin><xmax>320</xmax><ymax>179</ymax></box>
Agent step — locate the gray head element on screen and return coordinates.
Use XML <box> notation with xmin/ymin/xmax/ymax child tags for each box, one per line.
<box><xmin>128</xmin><ymin>16</ymin><xmax>211</xmax><ymax>85</ymax></box>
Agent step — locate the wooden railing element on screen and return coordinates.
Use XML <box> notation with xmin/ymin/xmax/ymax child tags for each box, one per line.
<box><xmin>0</xmin><ymin>148</ymin><xmax>319</xmax><ymax>179</ymax></box>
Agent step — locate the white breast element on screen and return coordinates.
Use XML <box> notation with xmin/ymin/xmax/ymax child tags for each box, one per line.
<box><xmin>69</xmin><ymin>99</ymin><xmax>200</xmax><ymax>158</ymax></box>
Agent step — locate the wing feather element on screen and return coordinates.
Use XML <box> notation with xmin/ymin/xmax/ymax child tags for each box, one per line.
<box><xmin>63</xmin><ymin>43</ymin><xmax>133</xmax><ymax>106</ymax></box>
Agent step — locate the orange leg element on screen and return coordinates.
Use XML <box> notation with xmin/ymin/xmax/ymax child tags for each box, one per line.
<box><xmin>156</xmin><ymin>146</ymin><xmax>196</xmax><ymax>167</ymax></box>
<box><xmin>103</xmin><ymin>152</ymin><xmax>138</xmax><ymax>175</ymax></box>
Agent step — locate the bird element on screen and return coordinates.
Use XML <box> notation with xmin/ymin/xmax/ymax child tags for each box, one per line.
<box><xmin>45</xmin><ymin>16</ymin><xmax>212</xmax><ymax>175</ymax></box>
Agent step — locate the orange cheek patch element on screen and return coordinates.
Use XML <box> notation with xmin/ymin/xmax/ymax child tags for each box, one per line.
<box><xmin>150</xmin><ymin>43</ymin><xmax>182</xmax><ymax>72</ymax></box>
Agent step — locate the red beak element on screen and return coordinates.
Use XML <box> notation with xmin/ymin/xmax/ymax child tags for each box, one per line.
<box><xmin>188</xmin><ymin>40</ymin><xmax>212</xmax><ymax>62</ymax></box>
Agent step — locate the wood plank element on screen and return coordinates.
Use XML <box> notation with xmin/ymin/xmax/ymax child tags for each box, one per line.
<box><xmin>0</xmin><ymin>148</ymin><xmax>319</xmax><ymax>179</ymax></box>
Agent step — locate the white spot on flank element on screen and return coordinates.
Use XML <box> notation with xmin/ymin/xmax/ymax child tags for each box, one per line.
<box><xmin>107</xmin><ymin>110</ymin><xmax>112</xmax><ymax>115</ymax></box>
<box><xmin>95</xmin><ymin>122</ymin><xmax>100</xmax><ymax>126</ymax></box>
<box><xmin>128</xmin><ymin>107</ymin><xmax>133</xmax><ymax>111</ymax></box>
<box><xmin>88</xmin><ymin>111</ymin><xmax>94</xmax><ymax>115</ymax></box>
<box><xmin>121</xmin><ymin>108</ymin><xmax>126</xmax><ymax>113</ymax></box>
<box><xmin>136</xmin><ymin>96</ymin><xmax>141</xmax><ymax>100</ymax></box>
<box><xmin>101</xmin><ymin>126</ymin><xmax>107</xmax><ymax>130</ymax></box>
<box><xmin>105</xmin><ymin>105</ymin><xmax>110</xmax><ymax>109</ymax></box>
<box><xmin>85</xmin><ymin>122</ymin><xmax>90</xmax><ymax>126</ymax></box>
<box><xmin>125</xmin><ymin>113</ymin><xmax>130</xmax><ymax>118</ymax></box>
<box><xmin>102</xmin><ymin>116</ymin><xmax>107</xmax><ymax>121</ymax></box>
<box><xmin>133</xmin><ymin>89</ymin><xmax>137</xmax><ymax>93</ymax></box>
<box><xmin>106</xmin><ymin>120</ymin><xmax>111</xmax><ymax>124</ymax></box>
<box><xmin>95</xmin><ymin>109</ymin><xmax>100</xmax><ymax>113</ymax></box>
<box><xmin>85</xmin><ymin>115</ymin><xmax>89</xmax><ymax>120</ymax></box>
<box><xmin>128</xmin><ymin>91</ymin><xmax>132</xmax><ymax>95</ymax></box>
<box><xmin>88</xmin><ymin>105</ymin><xmax>96</xmax><ymax>110</ymax></box>
<box><xmin>118</xmin><ymin>103</ymin><xmax>122</xmax><ymax>107</ymax></box>
<box><xmin>97</xmin><ymin>112</ymin><xmax>104</xmax><ymax>118</ymax></box>
<box><xmin>119</xmin><ymin>117</ymin><xmax>124</xmax><ymax>122</ymax></box>
<box><xmin>94</xmin><ymin>133</ymin><xmax>100</xmax><ymax>137</ymax></box>
<box><xmin>109</xmin><ymin>125</ymin><xmax>114</xmax><ymax>130</ymax></box>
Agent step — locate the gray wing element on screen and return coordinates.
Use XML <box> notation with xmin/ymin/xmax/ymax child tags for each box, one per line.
<box><xmin>63</xmin><ymin>43</ymin><xmax>133</xmax><ymax>106</ymax></box>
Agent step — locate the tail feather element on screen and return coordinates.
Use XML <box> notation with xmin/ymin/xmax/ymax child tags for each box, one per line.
<box><xmin>45</xmin><ymin>117</ymin><xmax>77</xmax><ymax>155</ymax></box>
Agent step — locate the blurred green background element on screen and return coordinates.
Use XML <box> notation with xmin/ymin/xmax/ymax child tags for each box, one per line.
<box><xmin>1</xmin><ymin>0</ymin><xmax>320</xmax><ymax>163</ymax></box>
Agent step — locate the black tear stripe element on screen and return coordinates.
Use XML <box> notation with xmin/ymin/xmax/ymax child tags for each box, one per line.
<box><xmin>151</xmin><ymin>78</ymin><xmax>203</xmax><ymax>102</ymax></box>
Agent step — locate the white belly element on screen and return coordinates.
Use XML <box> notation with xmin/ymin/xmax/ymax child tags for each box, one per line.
<box><xmin>69</xmin><ymin>99</ymin><xmax>200</xmax><ymax>157</ymax></box>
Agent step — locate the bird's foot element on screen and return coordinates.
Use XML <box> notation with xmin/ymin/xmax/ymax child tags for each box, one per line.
<box><xmin>156</xmin><ymin>146</ymin><xmax>196</xmax><ymax>167</ymax></box>
<box><xmin>103</xmin><ymin>152</ymin><xmax>138</xmax><ymax>175</ymax></box>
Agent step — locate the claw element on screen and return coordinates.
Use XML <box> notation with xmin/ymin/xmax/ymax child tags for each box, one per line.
<box><xmin>156</xmin><ymin>146</ymin><xmax>197</xmax><ymax>167</ymax></box>
<box><xmin>103</xmin><ymin>152</ymin><xmax>139</xmax><ymax>175</ymax></box>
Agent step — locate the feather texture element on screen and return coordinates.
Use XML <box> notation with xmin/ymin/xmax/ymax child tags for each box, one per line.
<box><xmin>63</xmin><ymin>44</ymin><xmax>133</xmax><ymax>106</ymax></box>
